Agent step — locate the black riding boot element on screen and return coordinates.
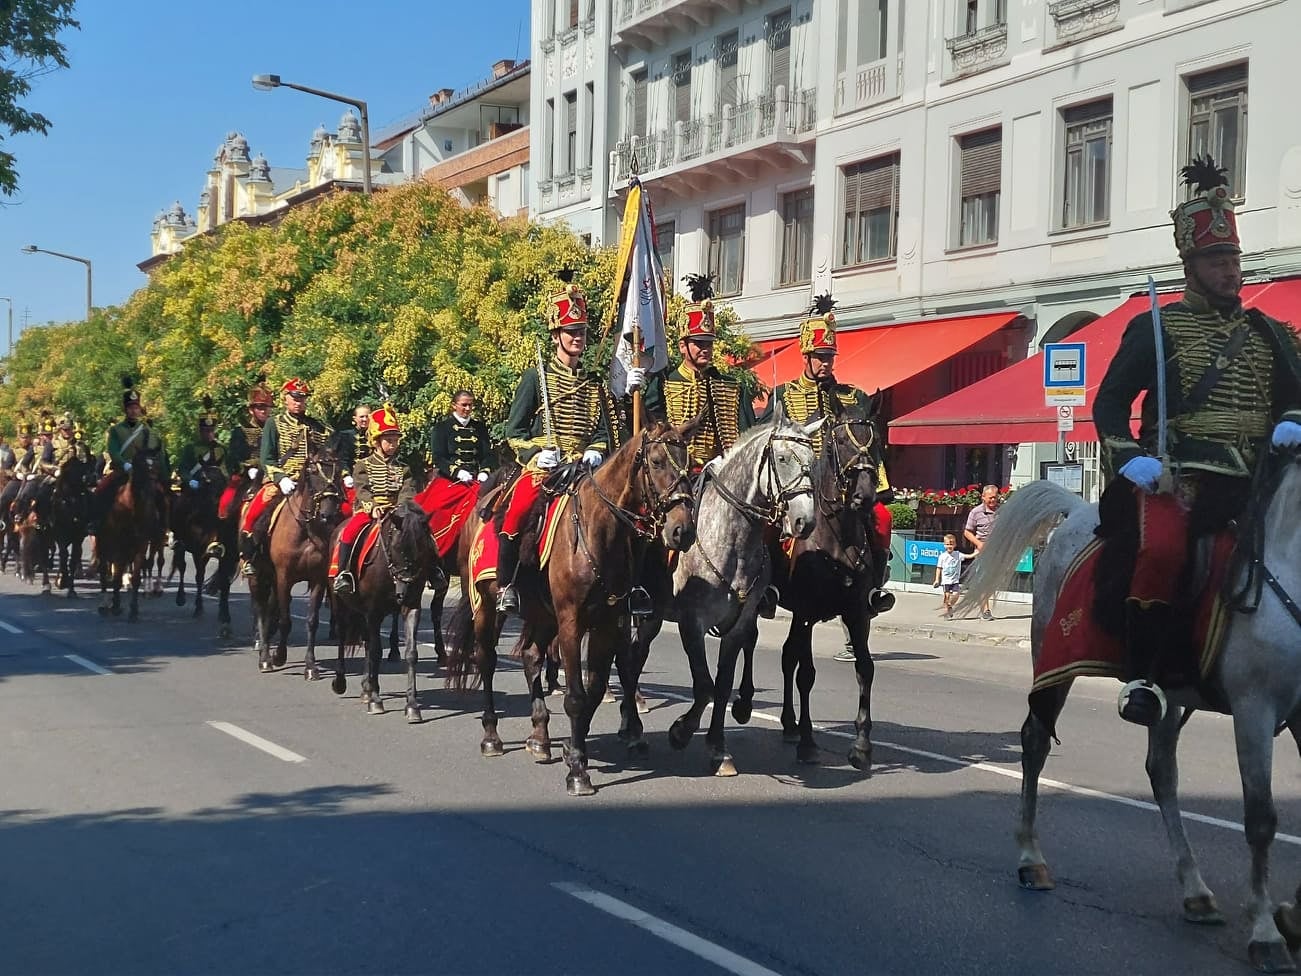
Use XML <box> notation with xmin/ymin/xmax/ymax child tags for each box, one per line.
<box><xmin>757</xmin><ymin>584</ymin><xmax>780</xmax><ymax>619</ymax></box>
<box><xmin>867</xmin><ymin>546</ymin><xmax>896</xmax><ymax>615</ymax></box>
<box><xmin>1118</xmin><ymin>602</ymin><xmax>1172</xmax><ymax>727</ymax></box>
<box><xmin>496</xmin><ymin>534</ymin><xmax>522</xmax><ymax>614</ymax></box>
<box><xmin>239</xmin><ymin>530</ymin><xmax>260</xmax><ymax>577</ymax></box>
<box><xmin>332</xmin><ymin>539</ymin><xmax>357</xmax><ymax>594</ymax></box>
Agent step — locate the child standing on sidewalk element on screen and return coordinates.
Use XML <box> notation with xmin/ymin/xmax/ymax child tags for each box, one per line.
<box><xmin>932</xmin><ymin>533</ymin><xmax>974</xmax><ymax>618</ymax></box>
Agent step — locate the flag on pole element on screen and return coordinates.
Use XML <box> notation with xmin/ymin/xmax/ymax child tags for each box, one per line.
<box><xmin>608</xmin><ymin>180</ymin><xmax>669</xmax><ymax>398</ymax></box>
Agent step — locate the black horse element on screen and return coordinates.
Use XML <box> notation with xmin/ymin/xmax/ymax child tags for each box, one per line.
<box><xmin>50</xmin><ymin>455</ymin><xmax>91</xmax><ymax>597</ymax></box>
<box><xmin>171</xmin><ymin>460</ymin><xmax>237</xmax><ymax>636</ymax></box>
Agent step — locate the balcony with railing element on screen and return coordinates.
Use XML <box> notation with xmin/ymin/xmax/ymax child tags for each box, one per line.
<box><xmin>835</xmin><ymin>55</ymin><xmax>902</xmax><ymax>115</ymax></box>
<box><xmin>945</xmin><ymin>22</ymin><xmax>1009</xmax><ymax>78</ymax></box>
<box><xmin>612</xmin><ymin>0</ymin><xmax>767</xmax><ymax>50</ymax></box>
<box><xmin>609</xmin><ymin>86</ymin><xmax>815</xmax><ymax>196</ymax></box>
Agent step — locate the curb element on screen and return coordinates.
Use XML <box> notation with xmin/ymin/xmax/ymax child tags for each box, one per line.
<box><xmin>868</xmin><ymin>622</ymin><xmax>1032</xmax><ymax>649</ymax></box>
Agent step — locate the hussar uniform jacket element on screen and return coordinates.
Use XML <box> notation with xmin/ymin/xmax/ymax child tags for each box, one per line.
<box><xmin>430</xmin><ymin>416</ymin><xmax>493</xmax><ymax>479</ymax></box>
<box><xmin>1095</xmin><ymin>291</ymin><xmax>1301</xmax><ymax>481</ymax></box>
<box><xmin>178</xmin><ymin>441</ymin><xmax>229</xmax><ymax>480</ymax></box>
<box><xmin>647</xmin><ymin>363</ymin><xmax>755</xmax><ymax>468</ymax></box>
<box><xmin>332</xmin><ymin>427</ymin><xmax>365</xmax><ymax>474</ymax></box>
<box><xmin>353</xmin><ymin>453</ymin><xmax>416</xmax><ymax>514</ymax></box>
<box><xmin>51</xmin><ymin>432</ymin><xmax>89</xmax><ymax>467</ymax></box>
<box><xmin>505</xmin><ymin>357</ymin><xmax>611</xmax><ymax>465</ymax></box>
<box><xmin>764</xmin><ymin>374</ymin><xmax>871</xmax><ymax>454</ymax></box>
<box><xmin>106</xmin><ymin>419</ymin><xmax>169</xmax><ymax>479</ymax></box>
<box><xmin>260</xmin><ymin>412</ymin><xmax>329</xmax><ymax>481</ymax></box>
<box><xmin>228</xmin><ymin>422</ymin><xmax>265</xmax><ymax>474</ymax></box>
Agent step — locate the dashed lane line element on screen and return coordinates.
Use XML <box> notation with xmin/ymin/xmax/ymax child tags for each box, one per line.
<box><xmin>206</xmin><ymin>721</ymin><xmax>307</xmax><ymax>763</ymax></box>
<box><xmin>0</xmin><ymin>620</ymin><xmax>23</xmax><ymax>634</ymax></box>
<box><xmin>553</xmin><ymin>882</ymin><xmax>785</xmax><ymax>976</ymax></box>
<box><xmin>64</xmin><ymin>654</ymin><xmax>113</xmax><ymax>676</ymax></box>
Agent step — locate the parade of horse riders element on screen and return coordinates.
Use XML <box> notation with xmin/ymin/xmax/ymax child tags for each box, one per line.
<box><xmin>4</xmin><ymin>27</ymin><xmax>1301</xmax><ymax>965</ymax></box>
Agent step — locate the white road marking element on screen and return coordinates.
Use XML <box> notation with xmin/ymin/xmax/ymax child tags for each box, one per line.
<box><xmin>64</xmin><ymin>654</ymin><xmax>112</xmax><ymax>676</ymax></box>
<box><xmin>0</xmin><ymin>620</ymin><xmax>22</xmax><ymax>634</ymax></box>
<box><xmin>552</xmin><ymin>882</ymin><xmax>785</xmax><ymax>976</ymax></box>
<box><xmin>206</xmin><ymin>721</ymin><xmax>307</xmax><ymax>763</ymax></box>
<box><xmin>650</xmin><ymin>689</ymin><xmax>1301</xmax><ymax>847</ymax></box>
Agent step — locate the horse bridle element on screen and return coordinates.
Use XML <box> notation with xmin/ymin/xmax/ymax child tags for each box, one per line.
<box><xmin>296</xmin><ymin>457</ymin><xmax>342</xmax><ymax>524</ymax></box>
<box><xmin>821</xmin><ymin>418</ymin><xmax>878</xmax><ymax>512</ymax></box>
<box><xmin>584</xmin><ymin>429</ymin><xmax>696</xmax><ymax>541</ymax></box>
<box><xmin>710</xmin><ymin>429</ymin><xmax>815</xmax><ymax>528</ymax></box>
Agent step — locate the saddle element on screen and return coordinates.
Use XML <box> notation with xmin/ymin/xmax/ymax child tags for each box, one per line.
<box><xmin>339</xmin><ymin>519</ymin><xmax>383</xmax><ymax>576</ymax></box>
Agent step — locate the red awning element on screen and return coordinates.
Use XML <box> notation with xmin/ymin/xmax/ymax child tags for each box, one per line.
<box><xmin>887</xmin><ymin>277</ymin><xmax>1301</xmax><ymax>445</ymax></box>
<box><xmin>751</xmin><ymin>311</ymin><xmax>1019</xmax><ymax>393</ymax></box>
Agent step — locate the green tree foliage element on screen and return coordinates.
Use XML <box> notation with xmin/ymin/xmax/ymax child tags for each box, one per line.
<box><xmin>0</xmin><ymin>182</ymin><xmax>758</xmax><ymax>463</ymax></box>
<box><xmin>0</xmin><ymin>1</ymin><xmax>79</xmax><ymax>197</ymax></box>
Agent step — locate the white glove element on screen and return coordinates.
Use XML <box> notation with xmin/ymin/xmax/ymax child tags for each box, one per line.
<box><xmin>371</xmin><ymin>508</ymin><xmax>384</xmax><ymax>520</ymax></box>
<box><xmin>247</xmin><ymin>467</ymin><xmax>259</xmax><ymax>480</ymax></box>
<box><xmin>278</xmin><ymin>476</ymin><xmax>296</xmax><ymax>495</ymax></box>
<box><xmin>535</xmin><ymin>448</ymin><xmax>560</xmax><ymax>470</ymax></box>
<box><xmin>343</xmin><ymin>475</ymin><xmax>355</xmax><ymax>489</ymax></box>
<box><xmin>456</xmin><ymin>469</ymin><xmax>474</xmax><ymax>483</ymax></box>
<box><xmin>26</xmin><ymin>473</ymin><xmax>36</xmax><ymax>481</ymax></box>
<box><xmin>1272</xmin><ymin>420</ymin><xmax>1301</xmax><ymax>448</ymax></box>
<box><xmin>626</xmin><ymin>367</ymin><xmax>646</xmax><ymax>392</ymax></box>
<box><xmin>582</xmin><ymin>449</ymin><xmax>603</xmax><ymax>468</ymax></box>
<box><xmin>477</xmin><ymin>471</ymin><xmax>489</xmax><ymax>483</ymax></box>
<box><xmin>122</xmin><ymin>462</ymin><xmax>132</xmax><ymax>473</ymax></box>
<box><xmin>188</xmin><ymin>479</ymin><xmax>200</xmax><ymax>490</ymax></box>
<box><xmin>54</xmin><ymin>467</ymin><xmax>62</xmax><ymax>478</ymax></box>
<box><xmin>1119</xmin><ymin>456</ymin><xmax>1162</xmax><ymax>493</ymax></box>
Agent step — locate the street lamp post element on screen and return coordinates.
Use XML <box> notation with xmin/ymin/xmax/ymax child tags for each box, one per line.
<box><xmin>21</xmin><ymin>245</ymin><xmax>93</xmax><ymax>321</ymax></box>
<box><xmin>251</xmin><ymin>73</ymin><xmax>372</xmax><ymax>195</ymax></box>
<box><xmin>0</xmin><ymin>297</ymin><xmax>11</xmax><ymax>359</ymax></box>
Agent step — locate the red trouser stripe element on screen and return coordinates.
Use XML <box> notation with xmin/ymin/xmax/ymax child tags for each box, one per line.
<box><xmin>241</xmin><ymin>484</ymin><xmax>278</xmax><ymax>534</ymax></box>
<box><xmin>500</xmin><ymin>470</ymin><xmax>546</xmax><ymax>538</ymax></box>
<box><xmin>1130</xmin><ymin>490</ymin><xmax>1187</xmax><ymax>606</ymax></box>
<box><xmin>873</xmin><ymin>502</ymin><xmax>893</xmax><ymax>552</ymax></box>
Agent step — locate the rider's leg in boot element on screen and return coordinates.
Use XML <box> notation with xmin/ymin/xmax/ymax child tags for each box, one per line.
<box><xmin>758</xmin><ymin>583</ymin><xmax>780</xmax><ymax>619</ymax></box>
<box><xmin>1118</xmin><ymin>602</ymin><xmax>1171</xmax><ymax>727</ymax></box>
<box><xmin>332</xmin><ymin>538</ymin><xmax>357</xmax><ymax>595</ymax></box>
<box><xmin>496</xmin><ymin>533</ymin><xmax>522</xmax><ymax>614</ymax></box>
<box><xmin>867</xmin><ymin>546</ymin><xmax>896</xmax><ymax>615</ymax></box>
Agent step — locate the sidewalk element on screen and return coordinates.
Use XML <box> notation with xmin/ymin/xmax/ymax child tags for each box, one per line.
<box><xmin>775</xmin><ymin>587</ymin><xmax>1032</xmax><ymax>649</ymax></box>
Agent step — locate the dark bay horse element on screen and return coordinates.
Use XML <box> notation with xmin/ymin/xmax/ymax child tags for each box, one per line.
<box><xmin>50</xmin><ymin>455</ymin><xmax>91</xmax><ymax>598</ymax></box>
<box><xmin>171</xmin><ymin>461</ymin><xmax>236</xmax><ymax>635</ymax></box>
<box><xmin>95</xmin><ymin>451</ymin><xmax>165</xmax><ymax>621</ymax></box>
<box><xmin>0</xmin><ymin>469</ymin><xmax>19</xmax><ymax>572</ymax></box>
<box><xmin>330</xmin><ymin>500</ymin><xmax>438</xmax><ymax>720</ymax></box>
<box><xmin>445</xmin><ymin>418</ymin><xmax>700</xmax><ymax>796</ymax></box>
<box><xmin>961</xmin><ymin>454</ymin><xmax>1301</xmax><ymax>973</ymax></box>
<box><xmin>734</xmin><ymin>398</ymin><xmax>882</xmax><ymax>766</ymax></box>
<box><xmin>14</xmin><ymin>472</ymin><xmax>54</xmax><ymax>592</ymax></box>
<box><xmin>247</xmin><ymin>450</ymin><xmax>344</xmax><ymax>674</ymax></box>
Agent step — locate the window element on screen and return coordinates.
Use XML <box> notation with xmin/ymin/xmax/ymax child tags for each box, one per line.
<box><xmin>630</xmin><ymin>69</ymin><xmax>648</xmax><ymax>139</ymax></box>
<box><xmin>779</xmin><ymin>188</ymin><xmax>815</xmax><ymax>285</ymax></box>
<box><xmin>568</xmin><ymin>0</ymin><xmax>579</xmax><ymax>29</ymax></box>
<box><xmin>521</xmin><ymin>162</ymin><xmax>530</xmax><ymax>209</ymax></box>
<box><xmin>672</xmin><ymin>51</ymin><xmax>692</xmax><ymax>124</ymax></box>
<box><xmin>858</xmin><ymin>0</ymin><xmax>889</xmax><ymax>64</ymax></box>
<box><xmin>564</xmin><ymin>91</ymin><xmax>577</xmax><ymax>175</ymax></box>
<box><xmin>957</xmin><ymin>128</ymin><xmax>1001</xmax><ymax>247</ymax></box>
<box><xmin>767</xmin><ymin>9</ymin><xmax>791</xmax><ymax>97</ymax></box>
<box><xmin>707</xmin><ymin>204</ymin><xmax>746</xmax><ymax>297</ymax></box>
<box><xmin>544</xmin><ymin>98</ymin><xmax>555</xmax><ymax>179</ymax></box>
<box><xmin>1061</xmin><ymin>99</ymin><xmax>1112</xmax><ymax>229</ymax></box>
<box><xmin>717</xmin><ymin>31</ymin><xmax>740</xmax><ymax>111</ymax></box>
<box><xmin>585</xmin><ymin>82</ymin><xmax>594</xmax><ymax>168</ymax></box>
<box><xmin>1186</xmin><ymin>63</ymin><xmax>1248</xmax><ymax>198</ymax></box>
<box><xmin>543</xmin><ymin>0</ymin><xmax>555</xmax><ymax>37</ymax></box>
<box><xmin>840</xmin><ymin>154</ymin><xmax>900</xmax><ymax>265</ymax></box>
<box><xmin>655</xmin><ymin>221</ymin><xmax>676</xmax><ymax>288</ymax></box>
<box><xmin>961</xmin><ymin>0</ymin><xmax>1006</xmax><ymax>34</ymax></box>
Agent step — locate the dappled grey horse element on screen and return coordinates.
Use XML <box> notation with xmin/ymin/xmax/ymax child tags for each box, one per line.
<box><xmin>662</xmin><ymin>405</ymin><xmax>821</xmax><ymax>777</ymax></box>
<box><xmin>960</xmin><ymin>452</ymin><xmax>1301</xmax><ymax>973</ymax></box>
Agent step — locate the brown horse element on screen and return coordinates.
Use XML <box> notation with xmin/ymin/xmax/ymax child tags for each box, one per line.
<box><xmin>445</xmin><ymin>417</ymin><xmax>701</xmax><ymax>797</ymax></box>
<box><xmin>95</xmin><ymin>450</ymin><xmax>166</xmax><ymax>621</ymax></box>
<box><xmin>330</xmin><ymin>500</ymin><xmax>439</xmax><ymax>720</ymax></box>
<box><xmin>246</xmin><ymin>449</ymin><xmax>344</xmax><ymax>674</ymax></box>
<box><xmin>170</xmin><ymin>461</ymin><xmax>237</xmax><ymax>637</ymax></box>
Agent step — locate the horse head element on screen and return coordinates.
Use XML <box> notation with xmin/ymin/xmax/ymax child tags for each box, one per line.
<box><xmin>632</xmin><ymin>417</ymin><xmax>700</xmax><ymax>551</ymax></box>
<box><xmin>299</xmin><ymin>448</ymin><xmax>344</xmax><ymax>525</ymax></box>
<box><xmin>822</xmin><ymin>393</ymin><xmax>881</xmax><ymax>513</ymax></box>
<box><xmin>767</xmin><ymin>415</ymin><xmax>820</xmax><ymax>541</ymax></box>
<box><xmin>385</xmin><ymin>499</ymin><xmax>436</xmax><ymax>583</ymax></box>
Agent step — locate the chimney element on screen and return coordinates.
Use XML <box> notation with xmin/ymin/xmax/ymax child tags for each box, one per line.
<box><xmin>428</xmin><ymin>88</ymin><xmax>454</xmax><ymax>108</ymax></box>
<box><xmin>492</xmin><ymin>59</ymin><xmax>516</xmax><ymax>79</ymax></box>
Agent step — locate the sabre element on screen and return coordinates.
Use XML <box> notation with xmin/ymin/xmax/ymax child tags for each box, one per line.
<box><xmin>535</xmin><ymin>340</ymin><xmax>557</xmax><ymax>452</ymax></box>
<box><xmin>1147</xmin><ymin>276</ymin><xmax>1173</xmax><ymax>492</ymax></box>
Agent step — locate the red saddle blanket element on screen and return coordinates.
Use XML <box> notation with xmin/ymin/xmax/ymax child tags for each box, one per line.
<box><xmin>1034</xmin><ymin>533</ymin><xmax>1236</xmax><ymax>693</ymax></box>
<box><xmin>415</xmin><ymin>478</ymin><xmax>479</xmax><ymax>558</ymax></box>
<box><xmin>329</xmin><ymin>519</ymin><xmax>383</xmax><ymax>578</ymax></box>
<box><xmin>467</xmin><ymin>494</ymin><xmax>571</xmax><ymax>614</ymax></box>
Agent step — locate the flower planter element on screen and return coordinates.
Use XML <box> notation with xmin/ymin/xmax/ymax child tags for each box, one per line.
<box><xmin>918</xmin><ymin>504</ymin><xmax>968</xmax><ymax>517</ymax></box>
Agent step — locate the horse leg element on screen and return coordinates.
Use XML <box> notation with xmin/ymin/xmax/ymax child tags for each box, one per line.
<box><xmin>616</xmin><ymin>621</ymin><xmax>651</xmax><ymax>754</ymax></box>
<box><xmin>731</xmin><ymin>624</ymin><xmax>756</xmax><ymax>726</ymax></box>
<box><xmin>792</xmin><ymin>618</ymin><xmax>820</xmax><ymax>764</ymax></box>
<box><xmin>403</xmin><ymin>604</ymin><xmax>421</xmax><ymax>723</ymax></box>
<box><xmin>98</xmin><ymin>558</ymin><xmax>111</xmax><ymax>615</ymax></box>
<box><xmin>706</xmin><ymin>620</ymin><xmax>752</xmax><ymax>777</ymax></box>
<box><xmin>364</xmin><ymin>612</ymin><xmax>385</xmax><ymax>715</ymax></box>
<box><xmin>668</xmin><ymin>613</ymin><xmax>714</xmax><ymax>752</ymax></box>
<box><xmin>174</xmin><ymin>547</ymin><xmax>188</xmax><ymax>606</ymax></box>
<box><xmin>302</xmin><ymin>584</ymin><xmax>325</xmax><ymax>679</ymax></box>
<box><xmin>1017</xmin><ymin>682</ymin><xmax>1070</xmax><ymax>891</ymax></box>
<box><xmin>560</xmin><ymin>612</ymin><xmax>602</xmax><ymax>797</ymax></box>
<box><xmin>429</xmin><ymin>581</ymin><xmax>449</xmax><ymax>665</ymax></box>
<box><xmin>1144</xmin><ymin>705</ymin><xmax>1222</xmax><ymax>924</ymax></box>
<box><xmin>779</xmin><ymin>622</ymin><xmax>800</xmax><ymax>742</ymax></box>
<box><xmin>846</xmin><ymin>611</ymin><xmax>875</xmax><ymax>772</ymax></box>
<box><xmin>476</xmin><ymin>602</ymin><xmax>503</xmax><ymax>758</ymax></box>
<box><xmin>521</xmin><ymin>636</ymin><xmax>553</xmax><ymax>762</ymax></box>
<box><xmin>387</xmin><ymin>611</ymin><xmax>401</xmax><ymax>663</ymax></box>
<box><xmin>127</xmin><ymin>553</ymin><xmax>142</xmax><ymax>623</ymax></box>
<box><xmin>272</xmin><ymin>576</ymin><xmax>293</xmax><ymax>669</ymax></box>
<box><xmin>192</xmin><ymin>554</ymin><xmax>207</xmax><ymax>618</ymax></box>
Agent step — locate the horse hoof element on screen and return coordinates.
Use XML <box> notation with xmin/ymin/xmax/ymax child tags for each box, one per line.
<box><xmin>40</xmin><ymin>585</ymin><xmax>51</xmax><ymax>596</ymax></box>
<box><xmin>192</xmin><ymin>605</ymin><xmax>203</xmax><ymax>619</ymax></box>
<box><xmin>174</xmin><ymin>592</ymin><xmax>185</xmax><ymax>606</ymax></box>
<box><xmin>405</xmin><ymin>706</ymin><xmax>421</xmax><ymax>724</ymax></box>
<box><xmin>331</xmin><ymin>675</ymin><xmax>346</xmax><ymax>695</ymax></box>
<box><xmin>636</xmin><ymin>692</ymin><xmax>649</xmax><ymax>714</ymax></box>
<box><xmin>847</xmin><ymin>745</ymin><xmax>872</xmax><ymax>772</ymax></box>
<box><xmin>367</xmin><ymin>699</ymin><xmax>386</xmax><ymax>715</ymax></box>
<box><xmin>218</xmin><ymin>625</ymin><xmax>231</xmax><ymax>639</ymax></box>
<box><xmin>480</xmin><ymin>739</ymin><xmax>504</xmax><ymax>758</ymax></box>
<box><xmin>668</xmin><ymin>719</ymin><xmax>693</xmax><ymax>751</ymax></box>
<box><xmin>1017</xmin><ymin>864</ymin><xmax>1055</xmax><ymax>891</ymax></box>
<box><xmin>731</xmin><ymin>699</ymin><xmax>752</xmax><ymax>724</ymax></box>
<box><xmin>259</xmin><ymin>660</ymin><xmax>273</xmax><ymax>674</ymax></box>
<box><xmin>526</xmin><ymin>738</ymin><xmax>552</xmax><ymax>762</ymax></box>
<box><xmin>781</xmin><ymin>728</ymin><xmax>800</xmax><ymax>744</ymax></box>
<box><xmin>271</xmin><ymin>651</ymin><xmax>287</xmax><ymax>668</ymax></box>
<box><xmin>1248</xmin><ymin>940</ymin><xmax>1296</xmax><ymax>974</ymax></box>
<box><xmin>1183</xmin><ymin>894</ymin><xmax>1224</xmax><ymax>925</ymax></box>
<box><xmin>711</xmin><ymin>754</ymin><xmax>738</xmax><ymax>777</ymax></box>
<box><xmin>796</xmin><ymin>742</ymin><xmax>820</xmax><ymax>765</ymax></box>
<box><xmin>1277</xmin><ymin>904</ymin><xmax>1301</xmax><ymax>951</ymax></box>
<box><xmin>602</xmin><ymin>688</ymin><xmax>616</xmax><ymax>705</ymax></box>
<box><xmin>566</xmin><ymin>773</ymin><xmax>596</xmax><ymax>797</ymax></box>
<box><xmin>304</xmin><ymin>666</ymin><xmax>320</xmax><ymax>682</ymax></box>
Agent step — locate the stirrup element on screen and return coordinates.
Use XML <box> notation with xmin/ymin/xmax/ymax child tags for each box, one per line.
<box><xmin>628</xmin><ymin>586</ymin><xmax>653</xmax><ymax>618</ymax></box>
<box><xmin>497</xmin><ymin>584</ymin><xmax>520</xmax><ymax>614</ymax></box>
<box><xmin>868</xmin><ymin>587</ymin><xmax>896</xmax><ymax>615</ymax></box>
<box><xmin>205</xmin><ymin>541</ymin><xmax>225</xmax><ymax>559</ymax></box>
<box><xmin>240</xmin><ymin>559</ymin><xmax>256</xmax><ymax>578</ymax></box>
<box><xmin>1117</xmin><ymin>679</ymin><xmax>1167</xmax><ymax>727</ymax></box>
<box><xmin>757</xmin><ymin>585</ymin><xmax>779</xmax><ymax>619</ymax></box>
<box><xmin>333</xmin><ymin>571</ymin><xmax>355</xmax><ymax>595</ymax></box>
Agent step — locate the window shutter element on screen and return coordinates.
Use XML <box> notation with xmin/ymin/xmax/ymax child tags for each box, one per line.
<box><xmin>769</xmin><ymin>10</ymin><xmax>791</xmax><ymax>94</ymax></box>
<box><xmin>960</xmin><ymin>129</ymin><xmax>1001</xmax><ymax>197</ymax></box>
<box><xmin>632</xmin><ymin>72</ymin><xmax>648</xmax><ymax>137</ymax></box>
<box><xmin>843</xmin><ymin>155</ymin><xmax>898</xmax><ymax>213</ymax></box>
<box><xmin>673</xmin><ymin>53</ymin><xmax>692</xmax><ymax>122</ymax></box>
<box><xmin>842</xmin><ymin>166</ymin><xmax>861</xmax><ymax>219</ymax></box>
<box><xmin>566</xmin><ymin>93</ymin><xmax>577</xmax><ymax>134</ymax></box>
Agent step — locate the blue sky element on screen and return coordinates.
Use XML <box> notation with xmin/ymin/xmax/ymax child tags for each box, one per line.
<box><xmin>0</xmin><ymin>0</ymin><xmax>531</xmax><ymax>345</ymax></box>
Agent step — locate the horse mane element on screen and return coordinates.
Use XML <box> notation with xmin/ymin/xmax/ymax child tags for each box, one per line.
<box><xmin>393</xmin><ymin>499</ymin><xmax>432</xmax><ymax>560</ymax></box>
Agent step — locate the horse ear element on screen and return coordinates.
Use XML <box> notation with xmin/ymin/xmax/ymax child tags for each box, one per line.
<box><xmin>802</xmin><ymin>416</ymin><xmax>825</xmax><ymax>438</ymax></box>
<box><xmin>677</xmin><ymin>410</ymin><xmax>707</xmax><ymax>444</ymax></box>
<box><xmin>771</xmin><ymin>393</ymin><xmax>786</xmax><ymax>426</ymax></box>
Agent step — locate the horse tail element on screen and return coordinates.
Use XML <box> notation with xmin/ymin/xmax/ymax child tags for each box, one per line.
<box><xmin>442</xmin><ymin>592</ymin><xmax>480</xmax><ymax>692</ymax></box>
<box><xmin>957</xmin><ymin>481</ymin><xmax>1088</xmax><ymax>617</ymax></box>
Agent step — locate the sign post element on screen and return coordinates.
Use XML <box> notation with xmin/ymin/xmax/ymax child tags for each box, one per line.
<box><xmin>1044</xmin><ymin>341</ymin><xmax>1087</xmax><ymax>463</ymax></box>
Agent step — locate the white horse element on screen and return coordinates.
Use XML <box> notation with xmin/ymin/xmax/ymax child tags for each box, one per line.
<box><xmin>960</xmin><ymin>451</ymin><xmax>1301</xmax><ymax>972</ymax></box>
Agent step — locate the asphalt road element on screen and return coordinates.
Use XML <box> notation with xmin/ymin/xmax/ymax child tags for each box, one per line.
<box><xmin>1</xmin><ymin>571</ymin><xmax>1299</xmax><ymax>976</ymax></box>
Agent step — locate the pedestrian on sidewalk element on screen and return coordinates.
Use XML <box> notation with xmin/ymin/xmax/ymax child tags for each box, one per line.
<box><xmin>932</xmin><ymin>533</ymin><xmax>974</xmax><ymax>618</ymax></box>
<box><xmin>963</xmin><ymin>485</ymin><xmax>1002</xmax><ymax>620</ymax></box>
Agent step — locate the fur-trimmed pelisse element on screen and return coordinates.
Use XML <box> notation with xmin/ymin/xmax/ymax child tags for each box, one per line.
<box><xmin>1170</xmin><ymin>154</ymin><xmax>1240</xmax><ymax>258</ymax></box>
<box><xmin>799</xmin><ymin>293</ymin><xmax>838</xmax><ymax>354</ymax></box>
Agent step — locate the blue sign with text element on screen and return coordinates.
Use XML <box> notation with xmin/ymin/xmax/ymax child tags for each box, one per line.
<box><xmin>1043</xmin><ymin>342</ymin><xmax>1087</xmax><ymax>389</ymax></box>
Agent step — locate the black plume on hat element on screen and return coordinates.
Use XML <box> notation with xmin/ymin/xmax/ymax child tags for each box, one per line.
<box><xmin>811</xmin><ymin>293</ymin><xmax>837</xmax><ymax>316</ymax></box>
<box><xmin>1180</xmin><ymin>155</ymin><xmax>1229</xmax><ymax>194</ymax></box>
<box><xmin>682</xmin><ymin>273</ymin><xmax>715</xmax><ymax>302</ymax></box>
<box><xmin>202</xmin><ymin>395</ymin><xmax>213</xmax><ymax>411</ymax></box>
<box><xmin>122</xmin><ymin>375</ymin><xmax>135</xmax><ymax>390</ymax></box>
<box><xmin>555</xmin><ymin>267</ymin><xmax>576</xmax><ymax>284</ymax></box>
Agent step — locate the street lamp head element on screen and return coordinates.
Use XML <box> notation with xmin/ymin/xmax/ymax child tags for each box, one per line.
<box><xmin>251</xmin><ymin>74</ymin><xmax>281</xmax><ymax>91</ymax></box>
<box><xmin>21</xmin><ymin>245</ymin><xmax>37</xmax><ymax>253</ymax></box>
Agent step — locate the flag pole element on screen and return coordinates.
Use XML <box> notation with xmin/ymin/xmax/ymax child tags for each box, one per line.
<box><xmin>632</xmin><ymin>321</ymin><xmax>643</xmax><ymax>437</ymax></box>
